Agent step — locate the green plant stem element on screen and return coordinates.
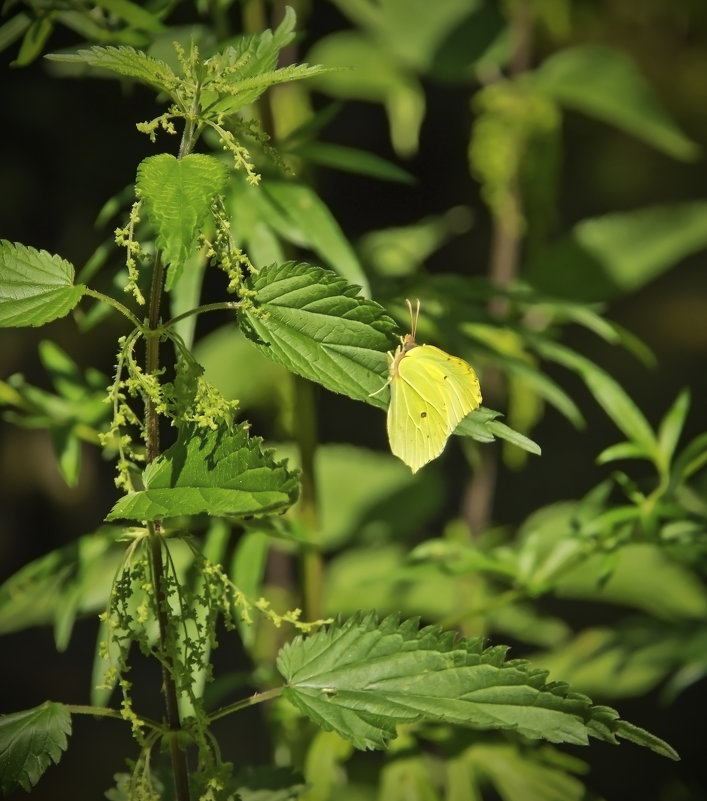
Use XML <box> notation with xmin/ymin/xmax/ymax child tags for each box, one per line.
<box><xmin>463</xmin><ymin>0</ymin><xmax>533</xmax><ymax>534</ymax></box>
<box><xmin>160</xmin><ymin>301</ymin><xmax>241</xmax><ymax>332</ymax></box>
<box><xmin>294</xmin><ymin>376</ymin><xmax>323</xmax><ymax>621</ymax></box>
<box><xmin>208</xmin><ymin>686</ymin><xmax>283</xmax><ymax>723</ymax></box>
<box><xmin>67</xmin><ymin>704</ymin><xmax>164</xmax><ymax>731</ymax></box>
<box><xmin>83</xmin><ymin>287</ymin><xmax>143</xmax><ymax>329</ymax></box>
<box><xmin>143</xmin><ymin>251</ymin><xmax>192</xmax><ymax>801</ymax></box>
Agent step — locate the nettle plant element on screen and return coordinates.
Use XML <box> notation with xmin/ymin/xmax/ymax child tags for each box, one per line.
<box><xmin>0</xmin><ymin>4</ymin><xmax>696</xmax><ymax>801</ymax></box>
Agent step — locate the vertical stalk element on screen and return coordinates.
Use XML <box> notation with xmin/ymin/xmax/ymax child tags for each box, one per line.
<box><xmin>463</xmin><ymin>0</ymin><xmax>533</xmax><ymax>533</ymax></box>
<box><xmin>243</xmin><ymin>1</ymin><xmax>324</xmax><ymax>620</ymax></box>
<box><xmin>144</xmin><ymin>254</ymin><xmax>191</xmax><ymax>800</ymax></box>
<box><xmin>294</xmin><ymin>377</ymin><xmax>323</xmax><ymax>621</ymax></box>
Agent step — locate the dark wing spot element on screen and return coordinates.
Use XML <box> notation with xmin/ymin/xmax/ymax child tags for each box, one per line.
<box><xmin>443</xmin><ymin>374</ymin><xmax>448</xmax><ymax>380</ymax></box>
<box><xmin>420</xmin><ymin>411</ymin><xmax>427</xmax><ymax>418</ymax></box>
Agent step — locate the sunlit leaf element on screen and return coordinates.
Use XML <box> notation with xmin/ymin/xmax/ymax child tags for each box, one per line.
<box><xmin>0</xmin><ymin>241</ymin><xmax>85</xmax><ymax>327</ymax></box>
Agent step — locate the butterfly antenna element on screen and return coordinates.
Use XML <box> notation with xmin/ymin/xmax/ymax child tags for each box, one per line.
<box><xmin>406</xmin><ymin>298</ymin><xmax>420</xmax><ymax>339</ymax></box>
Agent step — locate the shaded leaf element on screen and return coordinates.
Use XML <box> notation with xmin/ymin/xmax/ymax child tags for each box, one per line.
<box><xmin>106</xmin><ymin>423</ymin><xmax>299</xmax><ymax>522</ymax></box>
<box><xmin>292</xmin><ymin>142</ymin><xmax>415</xmax><ymax>184</ymax></box>
<box><xmin>0</xmin><ymin>527</ymin><xmax>126</xmax><ymax>646</ymax></box>
<box><xmin>527</xmin><ymin>202</ymin><xmax>707</xmax><ymax>301</ymax></box>
<box><xmin>657</xmin><ymin>389</ymin><xmax>690</xmax><ymax>467</ymax></box>
<box><xmin>277</xmin><ymin>612</ymin><xmax>676</xmax><ymax>757</ymax></box>
<box><xmin>261</xmin><ymin>181</ymin><xmax>369</xmax><ymax>293</ymax></box>
<box><xmin>12</xmin><ymin>13</ymin><xmax>54</xmax><ymax>66</ymax></box>
<box><xmin>0</xmin><ymin>241</ymin><xmax>85</xmax><ymax>327</ymax></box>
<box><xmin>0</xmin><ymin>702</ymin><xmax>71</xmax><ymax>793</ymax></box>
<box><xmin>533</xmin><ymin>339</ymin><xmax>657</xmax><ymax>453</ymax></box>
<box><xmin>531</xmin><ymin>45</ymin><xmax>699</xmax><ymax>161</ymax></box>
<box><xmin>239</xmin><ymin>262</ymin><xmax>397</xmax><ymax>405</ymax></box>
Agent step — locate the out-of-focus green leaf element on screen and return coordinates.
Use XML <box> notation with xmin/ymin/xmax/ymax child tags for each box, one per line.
<box><xmin>106</xmin><ymin>423</ymin><xmax>299</xmax><ymax>522</ymax></box>
<box><xmin>301</xmin><ymin>730</ymin><xmax>354</xmax><ymax>801</ymax></box>
<box><xmin>533</xmin><ymin>339</ymin><xmax>657</xmax><ymax>454</ymax></box>
<box><xmin>306</xmin><ymin>31</ymin><xmax>425</xmax><ymax>157</ymax></box>
<box><xmin>12</xmin><ymin>13</ymin><xmax>54</xmax><ymax>66</ymax></box>
<box><xmin>0</xmin><ymin>13</ymin><xmax>30</xmax><ymax>54</ymax></box>
<box><xmin>556</xmin><ymin>544</ymin><xmax>707</xmax><ymax>620</ymax></box>
<box><xmin>93</xmin><ymin>0</ymin><xmax>165</xmax><ymax>33</ymax></box>
<box><xmin>657</xmin><ymin>389</ymin><xmax>690</xmax><ymax>468</ymax></box>
<box><xmin>0</xmin><ymin>527</ymin><xmax>127</xmax><ymax>646</ymax></box>
<box><xmin>451</xmin><ymin>742</ymin><xmax>589</xmax><ymax>801</ymax></box>
<box><xmin>527</xmin><ymin>202</ymin><xmax>707</xmax><ymax>301</ymax></box>
<box><xmin>311</xmin><ymin>444</ymin><xmax>444</xmax><ymax>550</ymax></box>
<box><xmin>293</xmin><ymin>142</ymin><xmax>414</xmax><ymax>184</ymax></box>
<box><xmin>531</xmin><ymin>45</ymin><xmax>699</xmax><ymax>161</ymax></box>
<box><xmin>261</xmin><ymin>181</ymin><xmax>370</xmax><ymax>294</ymax></box>
<box><xmin>359</xmin><ymin>207</ymin><xmax>473</xmax><ymax>278</ymax></box>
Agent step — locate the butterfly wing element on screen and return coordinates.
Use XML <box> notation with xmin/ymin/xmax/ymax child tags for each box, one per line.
<box><xmin>388</xmin><ymin>344</ymin><xmax>481</xmax><ymax>473</ymax></box>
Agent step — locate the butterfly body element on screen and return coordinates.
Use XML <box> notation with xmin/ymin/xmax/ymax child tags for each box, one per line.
<box><xmin>387</xmin><ymin>329</ymin><xmax>481</xmax><ymax>473</ymax></box>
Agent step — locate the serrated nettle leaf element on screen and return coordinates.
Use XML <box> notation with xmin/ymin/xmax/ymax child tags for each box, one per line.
<box><xmin>0</xmin><ymin>702</ymin><xmax>72</xmax><ymax>793</ymax></box>
<box><xmin>0</xmin><ymin>241</ymin><xmax>85</xmax><ymax>327</ymax></box>
<box><xmin>46</xmin><ymin>45</ymin><xmax>179</xmax><ymax>95</ymax></box>
<box><xmin>106</xmin><ymin>423</ymin><xmax>299</xmax><ymax>522</ymax></box>
<box><xmin>136</xmin><ymin>154</ymin><xmax>228</xmax><ymax>287</ymax></box>
<box><xmin>240</xmin><ymin>262</ymin><xmax>397</xmax><ymax>405</ymax></box>
<box><xmin>277</xmin><ymin>613</ymin><xmax>676</xmax><ymax>757</ymax></box>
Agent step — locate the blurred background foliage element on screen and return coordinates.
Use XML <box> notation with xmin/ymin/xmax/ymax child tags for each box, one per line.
<box><xmin>1</xmin><ymin>0</ymin><xmax>707</xmax><ymax>799</ymax></box>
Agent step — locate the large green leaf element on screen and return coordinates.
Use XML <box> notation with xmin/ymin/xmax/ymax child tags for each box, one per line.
<box><xmin>239</xmin><ymin>262</ymin><xmax>398</xmax><ymax>405</ymax></box>
<box><xmin>527</xmin><ymin>202</ymin><xmax>707</xmax><ymax>301</ymax></box>
<box><xmin>136</xmin><ymin>153</ymin><xmax>228</xmax><ymax>288</ymax></box>
<box><xmin>531</xmin><ymin>45</ymin><xmax>699</xmax><ymax>161</ymax></box>
<box><xmin>0</xmin><ymin>241</ymin><xmax>85</xmax><ymax>327</ymax></box>
<box><xmin>277</xmin><ymin>612</ymin><xmax>677</xmax><ymax>758</ymax></box>
<box><xmin>0</xmin><ymin>702</ymin><xmax>71</xmax><ymax>793</ymax></box>
<box><xmin>106</xmin><ymin>423</ymin><xmax>299</xmax><ymax>522</ymax></box>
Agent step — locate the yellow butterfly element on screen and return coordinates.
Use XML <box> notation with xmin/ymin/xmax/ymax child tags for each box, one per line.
<box><xmin>382</xmin><ymin>299</ymin><xmax>482</xmax><ymax>473</ymax></box>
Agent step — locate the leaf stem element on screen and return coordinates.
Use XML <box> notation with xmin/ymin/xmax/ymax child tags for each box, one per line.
<box><xmin>83</xmin><ymin>287</ymin><xmax>143</xmax><ymax>329</ymax></box>
<box><xmin>66</xmin><ymin>704</ymin><xmax>164</xmax><ymax>731</ymax></box>
<box><xmin>208</xmin><ymin>686</ymin><xmax>283</xmax><ymax>723</ymax></box>
<box><xmin>160</xmin><ymin>301</ymin><xmax>242</xmax><ymax>333</ymax></box>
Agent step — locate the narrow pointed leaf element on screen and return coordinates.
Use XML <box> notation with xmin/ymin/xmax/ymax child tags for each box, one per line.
<box><xmin>0</xmin><ymin>241</ymin><xmax>85</xmax><ymax>327</ymax></box>
<box><xmin>657</xmin><ymin>389</ymin><xmax>690</xmax><ymax>466</ymax></box>
<box><xmin>46</xmin><ymin>45</ymin><xmax>179</xmax><ymax>95</ymax></box>
<box><xmin>136</xmin><ymin>154</ymin><xmax>228</xmax><ymax>287</ymax></box>
<box><xmin>531</xmin><ymin>45</ymin><xmax>699</xmax><ymax>161</ymax></box>
<box><xmin>277</xmin><ymin>613</ymin><xmax>675</xmax><ymax>756</ymax></box>
<box><xmin>106</xmin><ymin>424</ymin><xmax>299</xmax><ymax>522</ymax></box>
<box><xmin>239</xmin><ymin>262</ymin><xmax>397</xmax><ymax>405</ymax></box>
<box><xmin>533</xmin><ymin>339</ymin><xmax>657</xmax><ymax>453</ymax></box>
<box><xmin>0</xmin><ymin>702</ymin><xmax>71</xmax><ymax>793</ymax></box>
<box><xmin>261</xmin><ymin>181</ymin><xmax>370</xmax><ymax>293</ymax></box>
